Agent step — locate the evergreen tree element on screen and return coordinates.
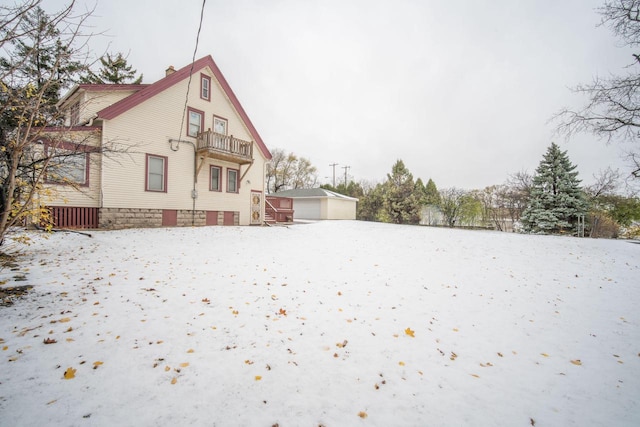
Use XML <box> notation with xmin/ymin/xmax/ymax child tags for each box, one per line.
<box><xmin>380</xmin><ymin>160</ymin><xmax>421</xmax><ymax>224</ymax></box>
<box><xmin>424</xmin><ymin>178</ymin><xmax>440</xmax><ymax>205</ymax></box>
<box><xmin>82</xmin><ymin>52</ymin><xmax>143</xmax><ymax>84</ymax></box>
<box><xmin>414</xmin><ymin>178</ymin><xmax>427</xmax><ymax>205</ymax></box>
<box><xmin>357</xmin><ymin>182</ymin><xmax>384</xmax><ymax>222</ymax></box>
<box><xmin>521</xmin><ymin>143</ymin><xmax>587</xmax><ymax>234</ymax></box>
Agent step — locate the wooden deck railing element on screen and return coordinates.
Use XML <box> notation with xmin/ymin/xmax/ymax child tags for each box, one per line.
<box><xmin>196</xmin><ymin>131</ymin><xmax>253</xmax><ymax>163</ymax></box>
<box><xmin>265</xmin><ymin>196</ymin><xmax>294</xmax><ymax>223</ymax></box>
<box><xmin>50</xmin><ymin>206</ymin><xmax>99</xmax><ymax>229</ymax></box>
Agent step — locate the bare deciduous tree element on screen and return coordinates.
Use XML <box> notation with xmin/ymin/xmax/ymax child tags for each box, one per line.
<box><xmin>265</xmin><ymin>148</ymin><xmax>317</xmax><ymax>193</ymax></box>
<box><xmin>555</xmin><ymin>0</ymin><xmax>640</xmax><ymax>178</ymax></box>
<box><xmin>0</xmin><ymin>0</ymin><xmax>98</xmax><ymax>245</ymax></box>
<box><xmin>438</xmin><ymin>187</ymin><xmax>467</xmax><ymax>227</ymax></box>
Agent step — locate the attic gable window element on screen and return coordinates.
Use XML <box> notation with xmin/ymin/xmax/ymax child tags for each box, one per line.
<box><xmin>201</xmin><ymin>74</ymin><xmax>211</xmax><ymax>101</ymax></box>
<box><xmin>187</xmin><ymin>107</ymin><xmax>204</xmax><ymax>137</ymax></box>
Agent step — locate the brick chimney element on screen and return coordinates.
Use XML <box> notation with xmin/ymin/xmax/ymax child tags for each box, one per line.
<box><xmin>165</xmin><ymin>65</ymin><xmax>175</xmax><ymax>76</ymax></box>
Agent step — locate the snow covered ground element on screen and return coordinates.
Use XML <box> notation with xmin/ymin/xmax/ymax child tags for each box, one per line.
<box><xmin>0</xmin><ymin>221</ymin><xmax>638</xmax><ymax>426</ymax></box>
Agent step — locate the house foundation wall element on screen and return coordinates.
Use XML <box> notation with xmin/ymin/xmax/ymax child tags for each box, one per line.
<box><xmin>99</xmin><ymin>208</ymin><xmax>239</xmax><ymax>229</ymax></box>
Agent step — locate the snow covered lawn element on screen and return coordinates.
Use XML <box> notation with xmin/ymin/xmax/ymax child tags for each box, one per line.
<box><xmin>0</xmin><ymin>221</ymin><xmax>638</xmax><ymax>426</ymax></box>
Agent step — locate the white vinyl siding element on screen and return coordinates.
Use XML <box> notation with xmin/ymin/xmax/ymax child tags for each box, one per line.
<box><xmin>99</xmin><ymin>67</ymin><xmax>268</xmax><ymax>225</ymax></box>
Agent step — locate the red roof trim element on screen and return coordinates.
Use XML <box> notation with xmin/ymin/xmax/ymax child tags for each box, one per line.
<box><xmin>97</xmin><ymin>55</ymin><xmax>271</xmax><ymax>160</ymax></box>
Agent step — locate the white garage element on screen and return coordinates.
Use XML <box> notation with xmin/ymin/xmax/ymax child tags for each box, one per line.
<box><xmin>270</xmin><ymin>188</ymin><xmax>358</xmax><ymax>220</ymax></box>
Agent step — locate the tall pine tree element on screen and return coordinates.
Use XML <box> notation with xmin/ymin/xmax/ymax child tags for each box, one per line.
<box><xmin>424</xmin><ymin>178</ymin><xmax>440</xmax><ymax>205</ymax></box>
<box><xmin>521</xmin><ymin>143</ymin><xmax>587</xmax><ymax>234</ymax></box>
<box><xmin>82</xmin><ymin>52</ymin><xmax>143</xmax><ymax>84</ymax></box>
<box><xmin>380</xmin><ymin>160</ymin><xmax>421</xmax><ymax>224</ymax></box>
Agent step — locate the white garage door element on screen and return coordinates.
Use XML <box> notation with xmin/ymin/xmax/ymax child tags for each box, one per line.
<box><xmin>293</xmin><ymin>199</ymin><xmax>321</xmax><ymax>220</ymax></box>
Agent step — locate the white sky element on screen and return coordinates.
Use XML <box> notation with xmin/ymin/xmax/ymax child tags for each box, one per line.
<box><xmin>44</xmin><ymin>0</ymin><xmax>639</xmax><ymax>188</ymax></box>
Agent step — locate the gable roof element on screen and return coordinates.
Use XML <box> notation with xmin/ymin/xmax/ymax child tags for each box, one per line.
<box><xmin>271</xmin><ymin>188</ymin><xmax>359</xmax><ymax>201</ymax></box>
<box><xmin>96</xmin><ymin>55</ymin><xmax>271</xmax><ymax>160</ymax></box>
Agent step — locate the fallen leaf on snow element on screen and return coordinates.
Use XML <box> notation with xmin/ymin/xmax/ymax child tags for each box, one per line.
<box><xmin>63</xmin><ymin>367</ymin><xmax>76</xmax><ymax>379</ymax></box>
<box><xmin>541</xmin><ymin>353</ymin><xmax>549</xmax><ymax>357</ymax></box>
<box><xmin>398</xmin><ymin>361</ymin><xmax>405</xmax><ymax>366</ymax></box>
<box><xmin>187</xmin><ymin>349</ymin><xmax>194</xmax><ymax>353</ymax></box>
<box><xmin>43</xmin><ymin>338</ymin><xmax>57</xmax><ymax>344</ymax></box>
<box><xmin>171</xmin><ymin>377</ymin><xmax>177</xmax><ymax>384</ymax></box>
<box><xmin>405</xmin><ymin>327</ymin><xmax>415</xmax><ymax>337</ymax></box>
<box><xmin>358</xmin><ymin>411</ymin><xmax>368</xmax><ymax>419</ymax></box>
<box><xmin>570</xmin><ymin>359</ymin><xmax>582</xmax><ymax>366</ymax></box>
<box><xmin>59</xmin><ymin>318</ymin><xmax>71</xmax><ymax>323</ymax></box>
<box><xmin>255</xmin><ymin>375</ymin><xmax>262</xmax><ymax>381</ymax></box>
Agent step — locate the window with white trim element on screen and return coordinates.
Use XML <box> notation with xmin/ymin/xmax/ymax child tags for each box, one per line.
<box><xmin>213</xmin><ymin>116</ymin><xmax>227</xmax><ymax>135</ymax></box>
<box><xmin>146</xmin><ymin>154</ymin><xmax>167</xmax><ymax>192</ymax></box>
<box><xmin>188</xmin><ymin>108</ymin><xmax>204</xmax><ymax>137</ymax></box>
<box><xmin>201</xmin><ymin>74</ymin><xmax>211</xmax><ymax>101</ymax></box>
<box><xmin>227</xmin><ymin>168</ymin><xmax>238</xmax><ymax>193</ymax></box>
<box><xmin>210</xmin><ymin>166</ymin><xmax>221</xmax><ymax>191</ymax></box>
<box><xmin>49</xmin><ymin>149</ymin><xmax>88</xmax><ymax>185</ymax></box>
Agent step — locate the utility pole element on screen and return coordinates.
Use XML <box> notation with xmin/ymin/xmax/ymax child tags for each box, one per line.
<box><xmin>342</xmin><ymin>165</ymin><xmax>350</xmax><ymax>187</ymax></box>
<box><xmin>329</xmin><ymin>163</ymin><xmax>338</xmax><ymax>187</ymax></box>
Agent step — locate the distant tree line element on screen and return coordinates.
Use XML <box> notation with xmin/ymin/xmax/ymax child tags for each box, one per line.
<box><xmin>295</xmin><ymin>144</ymin><xmax>640</xmax><ymax>238</ymax></box>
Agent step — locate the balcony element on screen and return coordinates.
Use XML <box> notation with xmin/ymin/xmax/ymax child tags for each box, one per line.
<box><xmin>196</xmin><ymin>130</ymin><xmax>253</xmax><ymax>164</ymax></box>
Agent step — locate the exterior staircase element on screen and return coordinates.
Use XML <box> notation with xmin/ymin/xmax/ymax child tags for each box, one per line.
<box><xmin>265</xmin><ymin>196</ymin><xmax>294</xmax><ymax>225</ymax></box>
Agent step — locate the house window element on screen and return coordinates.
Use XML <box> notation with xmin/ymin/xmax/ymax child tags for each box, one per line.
<box><xmin>70</xmin><ymin>102</ymin><xmax>80</xmax><ymax>126</ymax></box>
<box><xmin>201</xmin><ymin>74</ymin><xmax>211</xmax><ymax>101</ymax></box>
<box><xmin>213</xmin><ymin>116</ymin><xmax>227</xmax><ymax>135</ymax></box>
<box><xmin>210</xmin><ymin>166</ymin><xmax>221</xmax><ymax>191</ymax></box>
<box><xmin>48</xmin><ymin>149</ymin><xmax>88</xmax><ymax>185</ymax></box>
<box><xmin>146</xmin><ymin>154</ymin><xmax>167</xmax><ymax>192</ymax></box>
<box><xmin>227</xmin><ymin>168</ymin><xmax>239</xmax><ymax>193</ymax></box>
<box><xmin>187</xmin><ymin>107</ymin><xmax>204</xmax><ymax>137</ymax></box>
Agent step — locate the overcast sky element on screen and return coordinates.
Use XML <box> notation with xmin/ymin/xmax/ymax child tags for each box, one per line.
<box><xmin>45</xmin><ymin>0</ymin><xmax>638</xmax><ymax>189</ymax></box>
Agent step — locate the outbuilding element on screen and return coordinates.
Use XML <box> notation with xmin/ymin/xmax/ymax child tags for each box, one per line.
<box><xmin>270</xmin><ymin>188</ymin><xmax>358</xmax><ymax>220</ymax></box>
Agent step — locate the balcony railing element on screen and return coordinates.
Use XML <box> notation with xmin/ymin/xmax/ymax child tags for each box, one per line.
<box><xmin>196</xmin><ymin>130</ymin><xmax>253</xmax><ymax>164</ymax></box>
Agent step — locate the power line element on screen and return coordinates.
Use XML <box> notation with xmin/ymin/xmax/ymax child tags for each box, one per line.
<box><xmin>341</xmin><ymin>165</ymin><xmax>350</xmax><ymax>186</ymax></box>
<box><xmin>177</xmin><ymin>0</ymin><xmax>207</xmax><ymax>144</ymax></box>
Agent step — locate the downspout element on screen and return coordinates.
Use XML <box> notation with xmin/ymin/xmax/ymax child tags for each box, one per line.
<box><xmin>169</xmin><ymin>138</ymin><xmax>198</xmax><ymax>226</ymax></box>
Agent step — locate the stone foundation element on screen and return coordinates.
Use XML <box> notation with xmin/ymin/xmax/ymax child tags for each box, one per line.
<box><xmin>99</xmin><ymin>208</ymin><xmax>239</xmax><ymax>229</ymax></box>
